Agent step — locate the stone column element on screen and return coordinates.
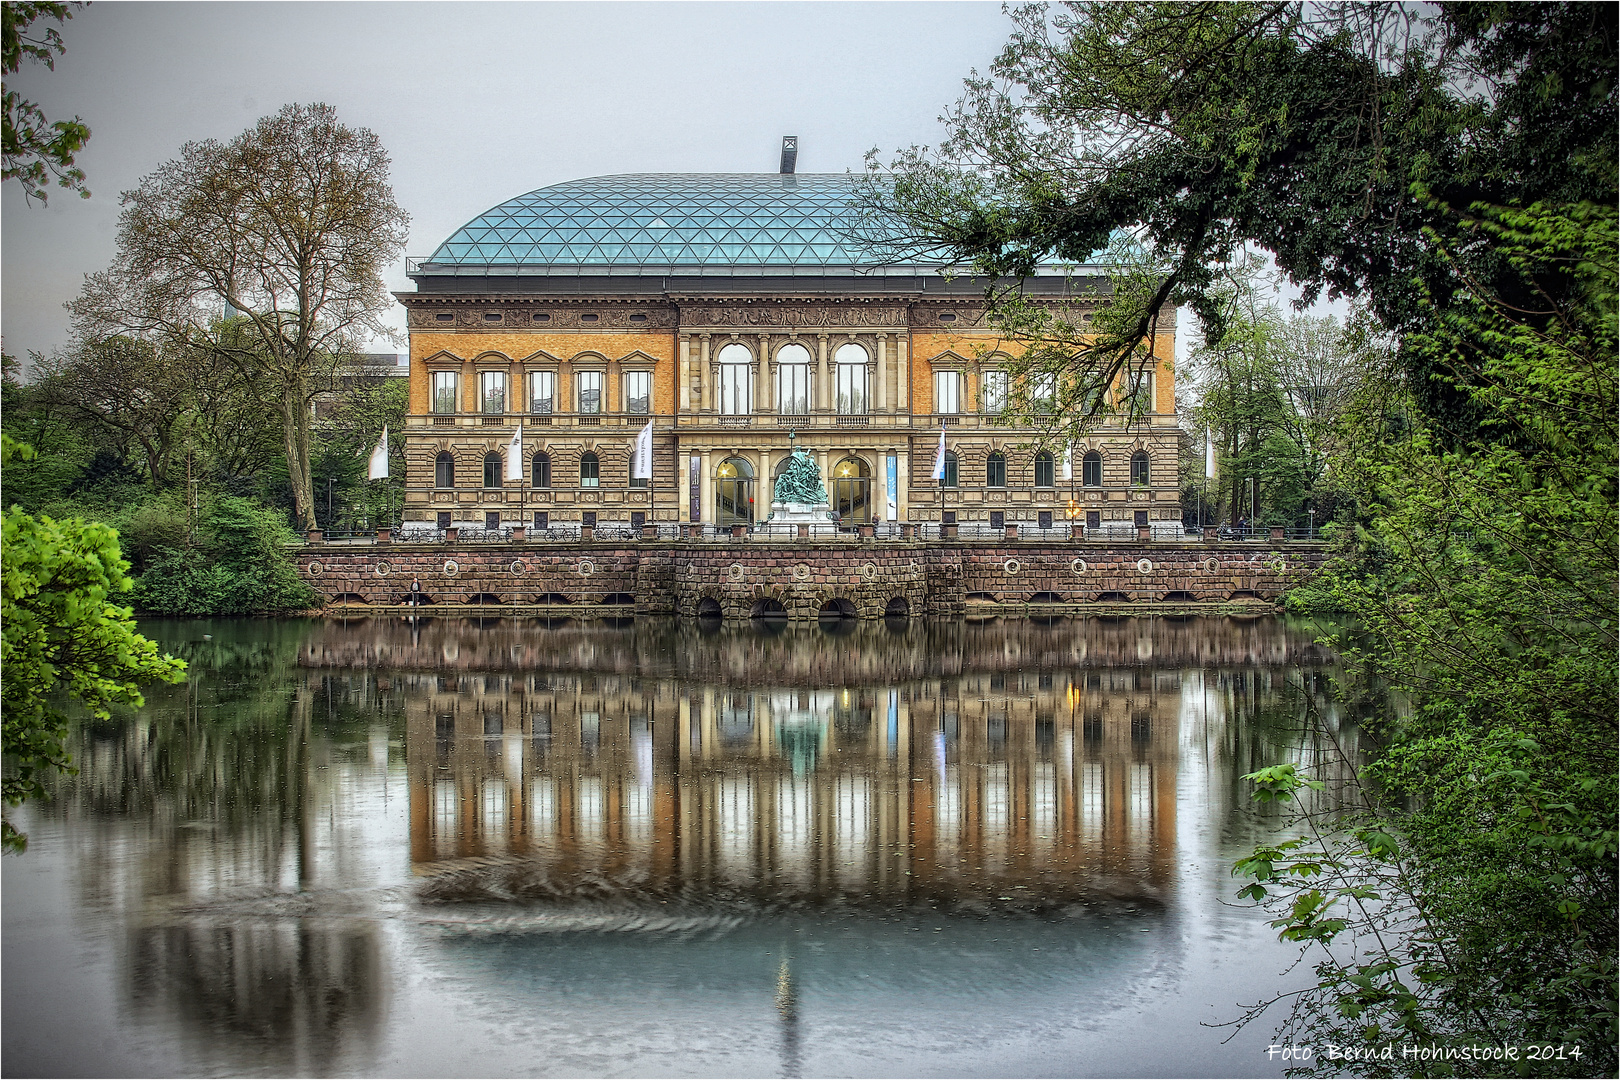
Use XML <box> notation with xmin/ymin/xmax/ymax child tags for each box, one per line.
<box><xmin>896</xmin><ymin>449</ymin><xmax>910</xmax><ymax>521</ymax></box>
<box><xmin>699</xmin><ymin>449</ymin><xmax>713</xmax><ymax>525</ymax></box>
<box><xmin>699</xmin><ymin>334</ymin><xmax>712</xmax><ymax>413</ymax></box>
<box><xmin>678</xmin><ymin>333</ymin><xmax>691</xmax><ymax>414</ymax></box>
<box><xmin>816</xmin><ymin>333</ymin><xmax>830</xmax><ymax>412</ymax></box>
<box><xmin>755</xmin><ymin>448</ymin><xmax>769</xmax><ymax>518</ymax></box>
<box><xmin>876</xmin><ymin>334</ymin><xmax>888</xmax><ymax>412</ymax></box>
<box><xmin>897</xmin><ymin>335</ymin><xmax>910</xmax><ymax>416</ymax></box>
<box><xmin>759</xmin><ymin>335</ymin><xmax>772</xmax><ymax>413</ymax></box>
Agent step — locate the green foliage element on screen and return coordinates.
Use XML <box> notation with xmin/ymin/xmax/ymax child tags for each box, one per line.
<box><xmin>131</xmin><ymin>496</ymin><xmax>317</xmax><ymax>616</ymax></box>
<box><xmin>1</xmin><ymin>0</ymin><xmax>90</xmax><ymax>203</ymax></box>
<box><xmin>1240</xmin><ymin>200</ymin><xmax>1616</xmax><ymax>1075</ymax></box>
<box><xmin>1</xmin><ymin>433</ymin><xmax>185</xmax><ymax>850</ymax></box>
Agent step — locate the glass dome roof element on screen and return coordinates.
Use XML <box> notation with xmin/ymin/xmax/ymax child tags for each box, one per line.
<box><xmin>425</xmin><ymin>173</ymin><xmax>910</xmax><ymax>271</ymax></box>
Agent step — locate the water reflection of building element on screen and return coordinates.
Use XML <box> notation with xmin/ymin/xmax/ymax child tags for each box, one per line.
<box><xmin>407</xmin><ymin>666</ymin><xmax>1180</xmax><ymax>908</ymax></box>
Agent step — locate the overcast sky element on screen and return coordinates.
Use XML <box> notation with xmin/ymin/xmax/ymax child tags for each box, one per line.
<box><xmin>2</xmin><ymin>1</ymin><xmax>1014</xmax><ymax>366</ymax></box>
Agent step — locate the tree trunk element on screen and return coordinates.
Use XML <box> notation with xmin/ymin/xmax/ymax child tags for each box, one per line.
<box><xmin>280</xmin><ymin>371</ymin><xmax>316</xmax><ymax>530</ymax></box>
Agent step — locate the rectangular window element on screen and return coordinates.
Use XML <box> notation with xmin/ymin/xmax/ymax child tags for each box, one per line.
<box><xmin>986</xmin><ymin>454</ymin><xmax>1006</xmax><ymax>487</ymax></box>
<box><xmin>529</xmin><ymin>371</ymin><xmax>555</xmax><ymax>414</ymax></box>
<box><xmin>576</xmin><ymin>371</ymin><xmax>602</xmax><ymax>414</ymax></box>
<box><xmin>776</xmin><ymin>364</ymin><xmax>809</xmax><ymax>415</ymax></box>
<box><xmin>1032</xmin><ymin>372</ymin><xmax>1056</xmax><ymax>414</ymax></box>
<box><xmin>982</xmin><ymin>370</ymin><xmax>1008</xmax><ymax>413</ymax></box>
<box><xmin>431</xmin><ymin>371</ymin><xmax>458</xmax><ymax>414</ymax></box>
<box><xmin>624</xmin><ymin>370</ymin><xmax>651</xmax><ymax>415</ymax></box>
<box><xmin>1035</xmin><ymin>455</ymin><xmax>1056</xmax><ymax>488</ymax></box>
<box><xmin>990</xmin><ymin>511</ymin><xmax>1004</xmax><ymax>530</ymax></box>
<box><xmin>934</xmin><ymin>370</ymin><xmax>962</xmax><ymax>415</ymax></box>
<box><xmin>479</xmin><ymin>371</ymin><xmax>507</xmax><ymax>415</ymax></box>
<box><xmin>719</xmin><ymin>363</ymin><xmax>752</xmax><ymax>415</ymax></box>
<box><xmin>836</xmin><ymin>363</ymin><xmax>867</xmax><ymax>415</ymax></box>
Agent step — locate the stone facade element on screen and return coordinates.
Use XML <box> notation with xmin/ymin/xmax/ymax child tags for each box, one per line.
<box><xmin>398</xmin><ymin>174</ymin><xmax>1181</xmax><ymax>537</ymax></box>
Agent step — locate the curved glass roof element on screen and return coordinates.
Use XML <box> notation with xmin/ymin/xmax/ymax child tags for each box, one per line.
<box><xmin>425</xmin><ymin>174</ymin><xmax>905</xmax><ymax>271</ymax></box>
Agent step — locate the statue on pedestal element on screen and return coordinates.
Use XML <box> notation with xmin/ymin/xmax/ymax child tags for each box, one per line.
<box><xmin>767</xmin><ymin>432</ymin><xmax>836</xmax><ymax>528</ymax></box>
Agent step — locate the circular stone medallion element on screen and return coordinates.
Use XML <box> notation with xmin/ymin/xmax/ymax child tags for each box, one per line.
<box><xmin>1136</xmin><ymin>558</ymin><xmax>1154</xmax><ymax>574</ymax></box>
<box><xmin>728</xmin><ymin>563</ymin><xmax>746</xmax><ymax>582</ymax></box>
<box><xmin>577</xmin><ymin>559</ymin><xmax>595</xmax><ymax>576</ymax></box>
<box><xmin>374</xmin><ymin>561</ymin><xmax>391</xmax><ymax>577</ymax></box>
<box><xmin>1070</xmin><ymin>558</ymin><xmax>1088</xmax><ymax>575</ymax></box>
<box><xmin>1204</xmin><ymin>558</ymin><xmax>1219</xmax><ymax>574</ymax></box>
<box><xmin>793</xmin><ymin>563</ymin><xmax>812</xmax><ymax>582</ymax></box>
<box><xmin>1004</xmin><ymin>559</ymin><xmax>1021</xmax><ymax>575</ymax></box>
<box><xmin>509</xmin><ymin>560</ymin><xmax>527</xmax><ymax>576</ymax></box>
<box><xmin>443</xmin><ymin>560</ymin><xmax>459</xmax><ymax>577</ymax></box>
<box><xmin>306</xmin><ymin>561</ymin><xmax>324</xmax><ymax>576</ymax></box>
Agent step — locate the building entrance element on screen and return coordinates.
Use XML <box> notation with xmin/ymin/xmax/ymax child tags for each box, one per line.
<box><xmin>831</xmin><ymin>456</ymin><xmax>871</xmax><ymax>526</ymax></box>
<box><xmin>716</xmin><ymin>457</ymin><xmax>755</xmax><ymax>526</ymax></box>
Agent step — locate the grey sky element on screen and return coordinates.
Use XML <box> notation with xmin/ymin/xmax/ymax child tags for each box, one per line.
<box><xmin>2</xmin><ymin>1</ymin><xmax>1013</xmax><ymax>365</ymax></box>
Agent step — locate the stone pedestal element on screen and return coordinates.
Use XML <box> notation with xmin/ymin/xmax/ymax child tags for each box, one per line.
<box><xmin>768</xmin><ymin>501</ymin><xmax>837</xmax><ymax>536</ymax></box>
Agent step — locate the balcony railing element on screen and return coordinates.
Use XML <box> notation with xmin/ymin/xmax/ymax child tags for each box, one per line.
<box><xmin>408</xmin><ymin>410</ymin><xmax>1174</xmax><ymax>431</ymax></box>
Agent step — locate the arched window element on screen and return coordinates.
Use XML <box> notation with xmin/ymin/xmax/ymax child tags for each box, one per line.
<box><xmin>483</xmin><ymin>452</ymin><xmax>503</xmax><ymax>488</ymax></box>
<box><xmin>834</xmin><ymin>342</ymin><xmax>868</xmax><ymax>415</ymax></box>
<box><xmin>579</xmin><ymin>451</ymin><xmax>599</xmax><ymax>488</ymax></box>
<box><xmin>1083</xmin><ymin>451</ymin><xmax>1102</xmax><ymax>487</ymax></box>
<box><xmin>986</xmin><ymin>451</ymin><xmax>1006</xmax><ymax>488</ymax></box>
<box><xmin>715</xmin><ymin>456</ymin><xmax>755</xmax><ymax>525</ymax></box>
<box><xmin>831</xmin><ymin>455</ymin><xmax>872</xmax><ymax>525</ymax></box>
<box><xmin>1131</xmin><ymin>450</ymin><xmax>1151</xmax><ymax>486</ymax></box>
<box><xmin>1034</xmin><ymin>451</ymin><xmax>1055</xmax><ymax>488</ymax></box>
<box><xmin>532</xmin><ymin>451</ymin><xmax>551</xmax><ymax>488</ymax></box>
<box><xmin>435</xmin><ymin>451</ymin><xmax>455</xmax><ymax>489</ymax></box>
<box><xmin>775</xmin><ymin>342</ymin><xmax>811</xmax><ymax>415</ymax></box>
<box><xmin>940</xmin><ymin>451</ymin><xmax>959</xmax><ymax>488</ymax></box>
<box><xmin>716</xmin><ymin>342</ymin><xmax>753</xmax><ymax>415</ymax></box>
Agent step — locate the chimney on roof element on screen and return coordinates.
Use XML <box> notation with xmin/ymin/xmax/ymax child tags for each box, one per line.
<box><xmin>779</xmin><ymin>136</ymin><xmax>798</xmax><ymax>174</ymax></box>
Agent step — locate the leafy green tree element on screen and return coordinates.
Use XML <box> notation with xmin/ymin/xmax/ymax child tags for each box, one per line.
<box><xmin>1</xmin><ymin>433</ymin><xmax>185</xmax><ymax>850</ymax></box>
<box><xmin>1</xmin><ymin>0</ymin><xmax>90</xmax><ymax>204</ymax></box>
<box><xmin>1245</xmin><ymin>200</ymin><xmax>1616</xmax><ymax>1074</ymax></box>
<box><xmin>864</xmin><ymin>2</ymin><xmax>1615</xmax><ymax>436</ymax></box>
<box><xmin>68</xmin><ymin>102</ymin><xmax>410</xmax><ymax>530</ymax></box>
<box><xmin>132</xmin><ymin>495</ymin><xmax>317</xmax><ymax>616</ymax></box>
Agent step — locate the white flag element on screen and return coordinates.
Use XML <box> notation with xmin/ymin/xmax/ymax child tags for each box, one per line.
<box><xmin>505</xmin><ymin>423</ymin><xmax>524</xmax><ymax>482</ymax></box>
<box><xmin>632</xmin><ymin>420</ymin><xmax>653</xmax><ymax>481</ymax></box>
<box><xmin>931</xmin><ymin>425</ymin><xmax>947</xmax><ymax>480</ymax></box>
<box><xmin>367</xmin><ymin>426</ymin><xmax>389</xmax><ymax>480</ymax></box>
<box><xmin>1205</xmin><ymin>424</ymin><xmax>1215</xmax><ymax>479</ymax></box>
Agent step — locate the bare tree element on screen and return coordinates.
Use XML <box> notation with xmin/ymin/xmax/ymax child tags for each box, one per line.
<box><xmin>69</xmin><ymin>102</ymin><xmax>409</xmax><ymax>529</ymax></box>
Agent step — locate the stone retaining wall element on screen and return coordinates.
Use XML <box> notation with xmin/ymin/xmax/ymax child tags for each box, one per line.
<box><xmin>297</xmin><ymin>540</ymin><xmax>1328</xmax><ymax>619</ymax></box>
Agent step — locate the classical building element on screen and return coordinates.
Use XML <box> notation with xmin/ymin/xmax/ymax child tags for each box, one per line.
<box><xmin>396</xmin><ymin>156</ymin><xmax>1179</xmax><ymax>535</ymax></box>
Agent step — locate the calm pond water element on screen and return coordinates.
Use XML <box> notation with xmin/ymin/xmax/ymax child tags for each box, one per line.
<box><xmin>4</xmin><ymin>614</ymin><xmax>1365</xmax><ymax>1078</ymax></box>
